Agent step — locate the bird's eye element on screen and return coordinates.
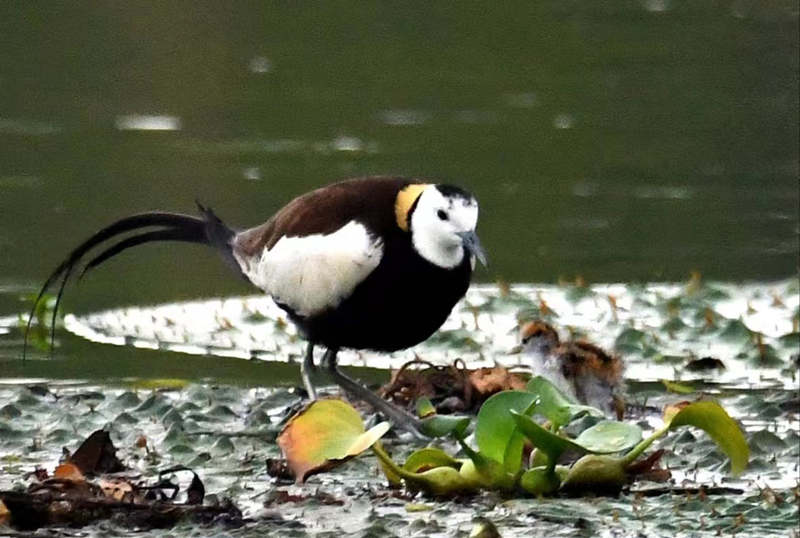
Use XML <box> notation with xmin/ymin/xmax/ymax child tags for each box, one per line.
<box><xmin>437</xmin><ymin>210</ymin><xmax>449</xmax><ymax>221</ymax></box>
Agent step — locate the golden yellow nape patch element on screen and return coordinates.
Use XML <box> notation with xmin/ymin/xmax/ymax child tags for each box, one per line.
<box><xmin>395</xmin><ymin>183</ymin><xmax>427</xmax><ymax>231</ymax></box>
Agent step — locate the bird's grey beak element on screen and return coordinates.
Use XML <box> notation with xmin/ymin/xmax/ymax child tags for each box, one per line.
<box><xmin>458</xmin><ymin>231</ymin><xmax>487</xmax><ymax>267</ymax></box>
<box><xmin>509</xmin><ymin>344</ymin><xmax>523</xmax><ymax>355</ymax></box>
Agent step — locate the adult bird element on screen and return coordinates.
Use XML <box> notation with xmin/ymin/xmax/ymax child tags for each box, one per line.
<box><xmin>25</xmin><ymin>177</ymin><xmax>487</xmax><ymax>432</ymax></box>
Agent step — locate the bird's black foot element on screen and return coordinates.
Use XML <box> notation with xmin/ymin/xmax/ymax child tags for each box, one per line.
<box><xmin>322</xmin><ymin>348</ymin><xmax>426</xmax><ymax>439</ymax></box>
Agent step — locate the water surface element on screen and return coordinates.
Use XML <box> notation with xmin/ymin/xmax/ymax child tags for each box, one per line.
<box><xmin>0</xmin><ymin>2</ymin><xmax>798</xmax><ymax>378</ymax></box>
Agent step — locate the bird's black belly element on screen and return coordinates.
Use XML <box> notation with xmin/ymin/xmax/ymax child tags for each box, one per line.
<box><xmin>286</xmin><ymin>244</ymin><xmax>473</xmax><ymax>352</ymax></box>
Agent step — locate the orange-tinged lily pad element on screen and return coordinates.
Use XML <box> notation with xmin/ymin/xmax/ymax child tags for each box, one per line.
<box><xmin>277</xmin><ymin>399</ymin><xmax>391</xmax><ymax>483</ymax></box>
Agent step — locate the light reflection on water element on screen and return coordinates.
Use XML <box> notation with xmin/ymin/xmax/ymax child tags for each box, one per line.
<box><xmin>114</xmin><ymin>115</ymin><xmax>182</xmax><ymax>131</ymax></box>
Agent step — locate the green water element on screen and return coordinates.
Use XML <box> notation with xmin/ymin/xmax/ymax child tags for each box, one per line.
<box><xmin>0</xmin><ymin>2</ymin><xmax>798</xmax><ymax>379</ymax></box>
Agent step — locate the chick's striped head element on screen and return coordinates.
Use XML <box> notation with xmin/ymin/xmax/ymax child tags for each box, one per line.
<box><xmin>520</xmin><ymin>320</ymin><xmax>561</xmax><ymax>356</ymax></box>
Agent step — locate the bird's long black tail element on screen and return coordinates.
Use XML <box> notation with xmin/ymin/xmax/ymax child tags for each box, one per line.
<box><xmin>23</xmin><ymin>205</ymin><xmax>239</xmax><ymax>359</ymax></box>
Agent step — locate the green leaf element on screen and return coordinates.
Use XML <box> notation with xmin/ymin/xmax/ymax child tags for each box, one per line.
<box><xmin>501</xmin><ymin>429</ymin><xmax>527</xmax><ymax>476</ymax></box>
<box><xmin>661</xmin><ymin>379</ymin><xmax>694</xmax><ymax>394</ymax></box>
<box><xmin>512</xmin><ymin>412</ymin><xmax>638</xmax><ymax>463</ymax></box>
<box><xmin>415</xmin><ymin>397</ymin><xmax>436</xmax><ymax>418</ymax></box>
<box><xmin>661</xmin><ymin>379</ymin><xmax>695</xmax><ymax>394</ymax></box>
<box><xmin>277</xmin><ymin>399</ymin><xmax>391</xmax><ymax>483</ymax></box>
<box><xmin>560</xmin><ymin>454</ymin><xmax>630</xmax><ymax>493</ymax></box>
<box><xmin>666</xmin><ymin>401</ymin><xmax>749</xmax><ymax>476</ymax></box>
<box><xmin>403</xmin><ymin>448</ymin><xmax>461</xmax><ymax>473</ymax></box>
<box><xmin>420</xmin><ymin>414</ymin><xmax>471</xmax><ymax>439</ymax></box>
<box><xmin>475</xmin><ymin>391</ymin><xmax>538</xmax><ymax>465</ymax></box>
<box><xmin>510</xmin><ymin>411</ymin><xmax>583</xmax><ymax>462</ymax></box>
<box><xmin>526</xmin><ymin>376</ymin><xmax>603</xmax><ymax>427</ymax></box>
<box><xmin>372</xmin><ymin>443</ymin><xmax>478</xmax><ymax>496</ymax></box>
<box><xmin>519</xmin><ymin>466</ymin><xmax>561</xmax><ymax>496</ymax></box>
<box><xmin>457</xmin><ymin>439</ymin><xmax>516</xmax><ymax>490</ymax></box>
<box><xmin>573</xmin><ymin>421</ymin><xmax>642</xmax><ymax>453</ymax></box>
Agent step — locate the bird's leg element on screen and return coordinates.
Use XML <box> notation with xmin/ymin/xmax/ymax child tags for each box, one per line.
<box><xmin>300</xmin><ymin>342</ymin><xmax>317</xmax><ymax>400</ymax></box>
<box><xmin>322</xmin><ymin>347</ymin><xmax>424</xmax><ymax>437</ymax></box>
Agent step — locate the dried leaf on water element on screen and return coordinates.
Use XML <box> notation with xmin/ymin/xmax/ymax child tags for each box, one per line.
<box><xmin>277</xmin><ymin>399</ymin><xmax>390</xmax><ymax>483</ymax></box>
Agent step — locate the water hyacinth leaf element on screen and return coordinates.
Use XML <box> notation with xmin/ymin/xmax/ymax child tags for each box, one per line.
<box><xmin>510</xmin><ymin>411</ymin><xmax>583</xmax><ymax>461</ymax></box>
<box><xmin>560</xmin><ymin>454</ymin><xmax>630</xmax><ymax>493</ymax></box>
<box><xmin>277</xmin><ymin>399</ymin><xmax>390</xmax><ymax>483</ymax></box>
<box><xmin>475</xmin><ymin>391</ymin><xmax>538</xmax><ymax>465</ymax></box>
<box><xmin>404</xmin><ymin>465</ymin><xmax>477</xmax><ymax>496</ymax></box>
<box><xmin>403</xmin><ymin>448</ymin><xmax>461</xmax><ymax>473</ymax></box>
<box><xmin>457</xmin><ymin>439</ymin><xmax>517</xmax><ymax>490</ymax></box>
<box><xmin>420</xmin><ymin>414</ymin><xmax>471</xmax><ymax>439</ymax></box>
<box><xmin>662</xmin><ymin>401</ymin><xmax>691</xmax><ymax>425</ymax></box>
<box><xmin>415</xmin><ymin>397</ymin><xmax>436</xmax><ymax>418</ymax></box>
<box><xmin>372</xmin><ymin>442</ymin><xmax>478</xmax><ymax>496</ymax></box>
<box><xmin>375</xmin><ymin>443</ymin><xmax>403</xmax><ymax>487</ymax></box>
<box><xmin>526</xmin><ymin>375</ymin><xmax>603</xmax><ymax>427</ymax></box>
<box><xmin>502</xmin><ymin>429</ymin><xmax>527</xmax><ymax>476</ymax></box>
<box><xmin>468</xmin><ymin>519</ymin><xmax>502</xmax><ymax>538</ymax></box>
<box><xmin>573</xmin><ymin>421</ymin><xmax>642</xmax><ymax>453</ymax></box>
<box><xmin>519</xmin><ymin>466</ymin><xmax>561</xmax><ymax>496</ymax></box>
<box><xmin>665</xmin><ymin>401</ymin><xmax>749</xmax><ymax>475</ymax></box>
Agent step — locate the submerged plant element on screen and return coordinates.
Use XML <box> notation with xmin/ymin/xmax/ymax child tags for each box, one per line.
<box><xmin>18</xmin><ymin>292</ymin><xmax>58</xmax><ymax>352</ymax></box>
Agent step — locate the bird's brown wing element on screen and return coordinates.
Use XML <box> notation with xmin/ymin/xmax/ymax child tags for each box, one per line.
<box><xmin>233</xmin><ymin>176</ymin><xmax>410</xmax><ymax>257</ymax></box>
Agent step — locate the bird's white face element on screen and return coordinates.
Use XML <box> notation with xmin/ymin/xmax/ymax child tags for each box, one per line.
<box><xmin>409</xmin><ymin>185</ymin><xmax>484</xmax><ymax>269</ymax></box>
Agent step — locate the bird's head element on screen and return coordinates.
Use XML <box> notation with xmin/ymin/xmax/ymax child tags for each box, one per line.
<box><xmin>519</xmin><ymin>320</ymin><xmax>561</xmax><ymax>356</ymax></box>
<box><xmin>396</xmin><ymin>183</ymin><xmax>486</xmax><ymax>269</ymax></box>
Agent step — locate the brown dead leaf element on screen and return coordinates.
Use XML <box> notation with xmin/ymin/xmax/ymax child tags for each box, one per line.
<box><xmin>0</xmin><ymin>499</ymin><xmax>9</xmax><ymax>526</ymax></box>
<box><xmin>68</xmin><ymin>430</ymin><xmax>125</xmax><ymax>475</ymax></box>
<box><xmin>663</xmin><ymin>401</ymin><xmax>692</xmax><ymax>424</ymax></box>
<box><xmin>99</xmin><ymin>477</ymin><xmax>136</xmax><ymax>502</ymax></box>
<box><xmin>382</xmin><ymin>358</ymin><xmax>531</xmax><ymax>413</ymax></box>
<box><xmin>24</xmin><ymin>467</ymin><xmax>49</xmax><ymax>482</ymax></box>
<box><xmin>625</xmin><ymin>449</ymin><xmax>671</xmax><ymax>483</ymax></box>
<box><xmin>53</xmin><ymin>463</ymin><xmax>86</xmax><ymax>483</ymax></box>
<box><xmin>469</xmin><ymin>367</ymin><xmax>528</xmax><ymax>396</ymax></box>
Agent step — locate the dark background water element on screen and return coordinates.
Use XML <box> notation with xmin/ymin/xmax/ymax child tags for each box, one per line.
<box><xmin>0</xmin><ymin>2</ymin><xmax>798</xmax><ymax>378</ymax></box>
